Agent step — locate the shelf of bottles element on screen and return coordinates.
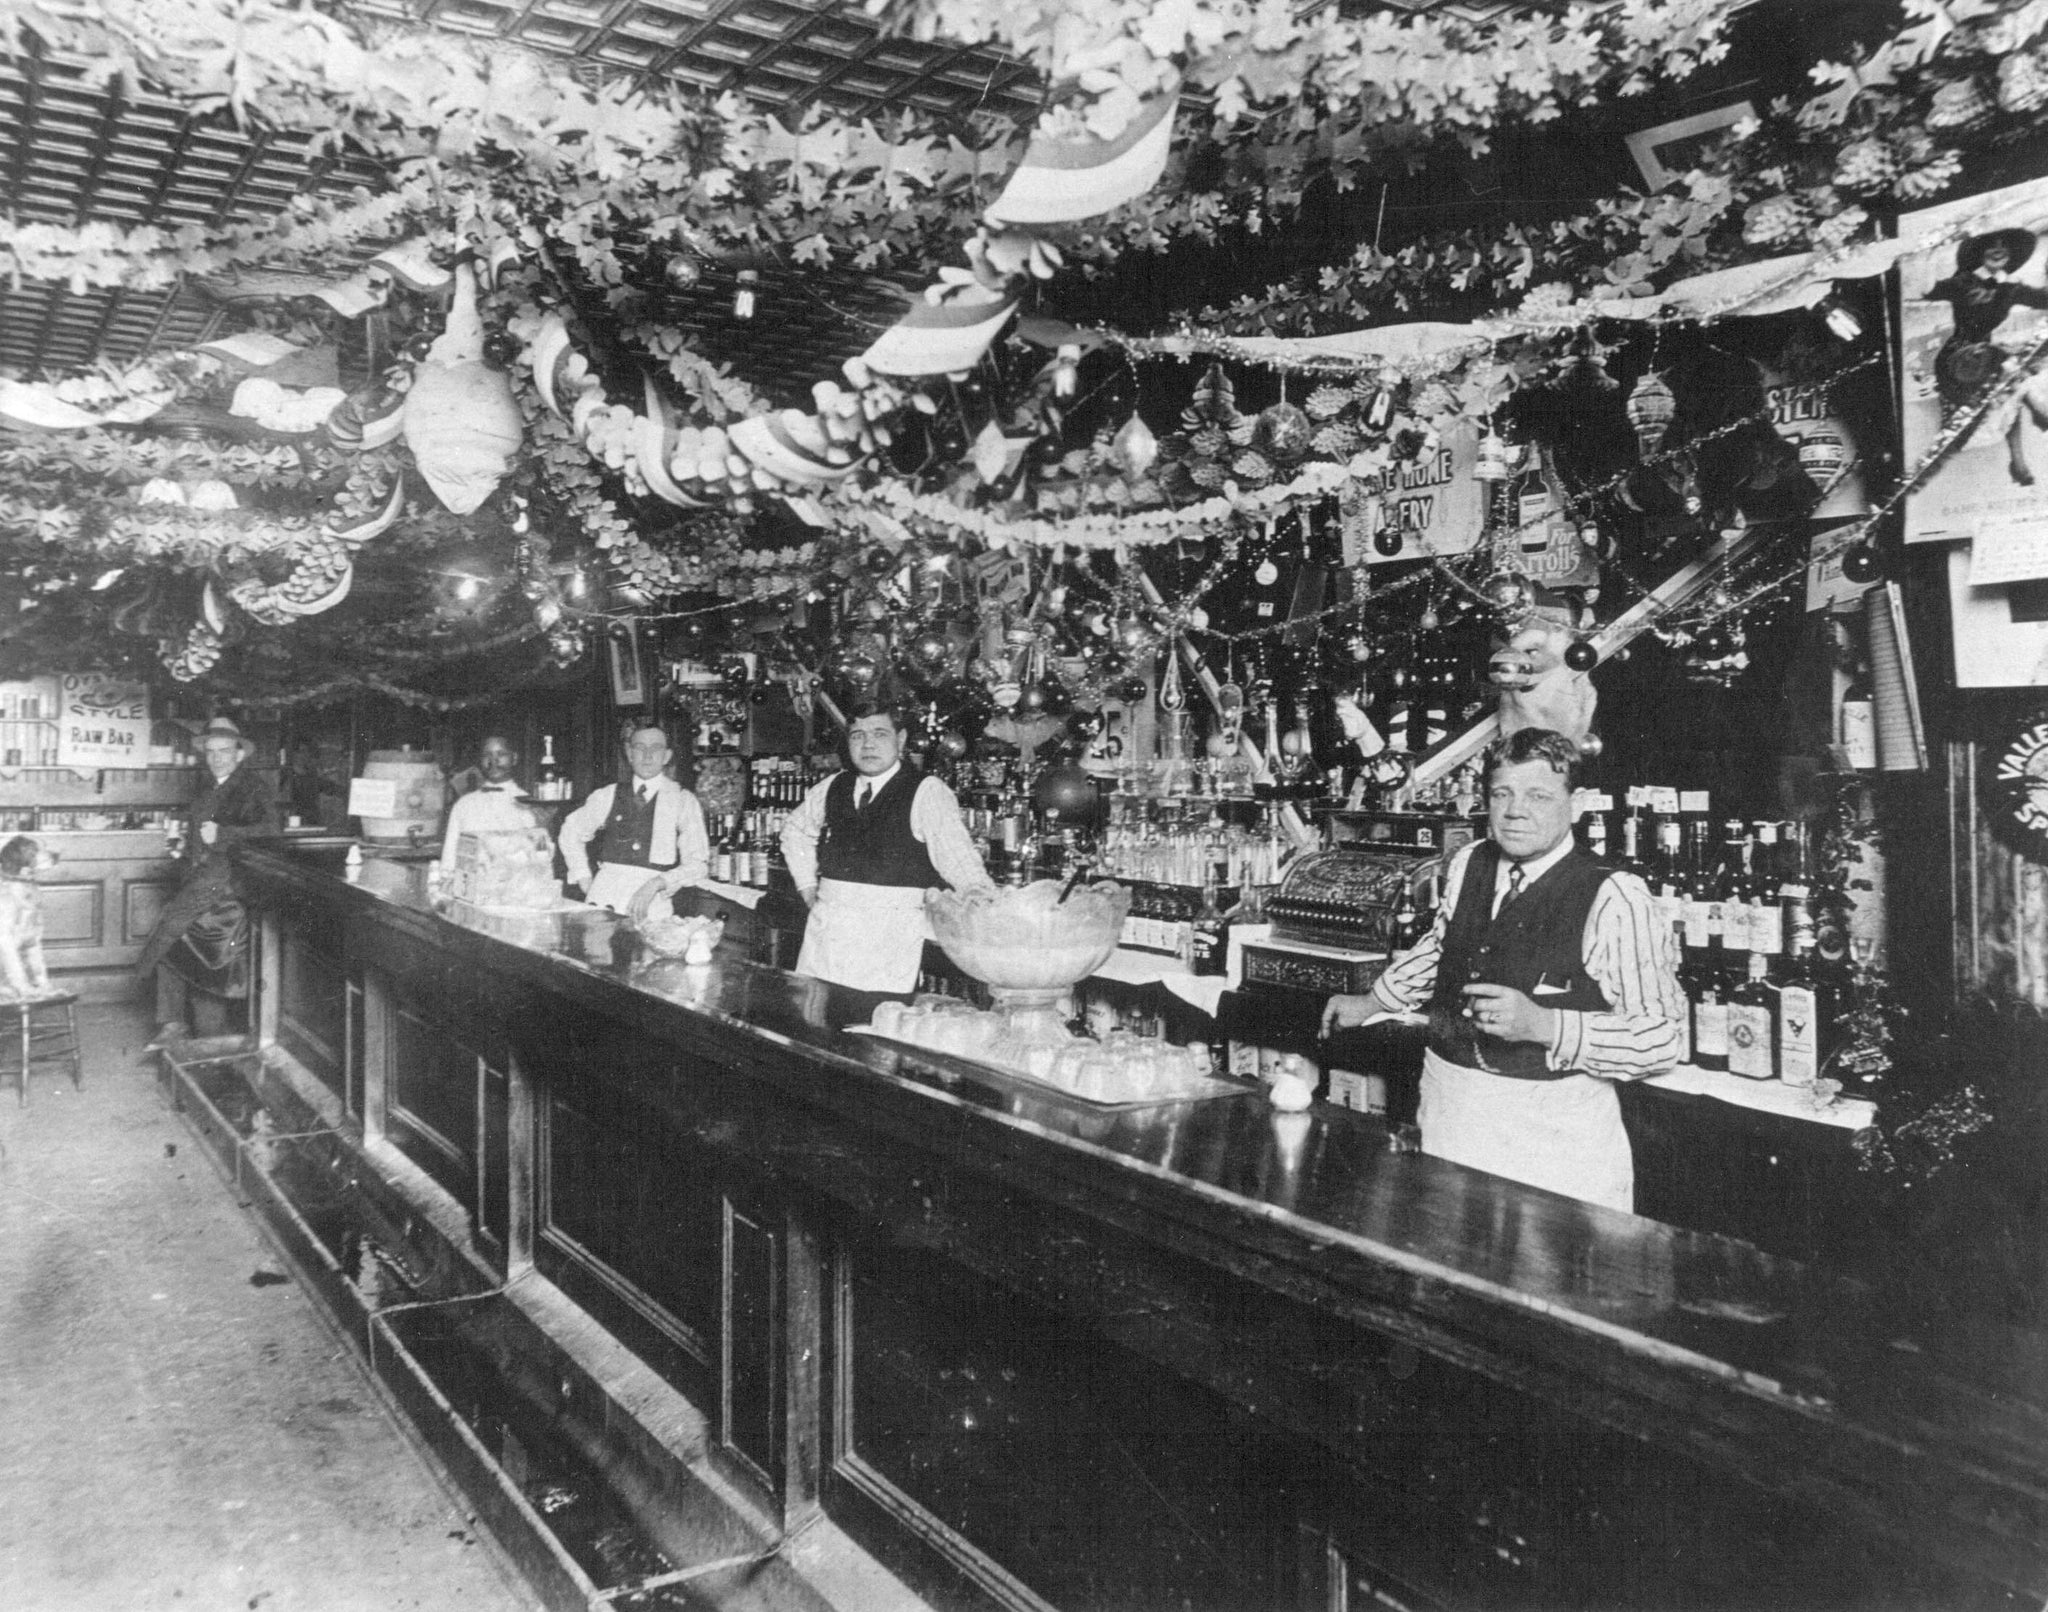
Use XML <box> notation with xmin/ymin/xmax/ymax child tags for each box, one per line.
<box><xmin>1584</xmin><ymin>786</ymin><xmax>1859</xmax><ymax>1094</ymax></box>
<box><xmin>708</xmin><ymin>755</ymin><xmax>825</xmax><ymax>890</ymax></box>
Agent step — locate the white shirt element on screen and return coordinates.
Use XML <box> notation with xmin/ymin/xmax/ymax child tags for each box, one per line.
<box><xmin>779</xmin><ymin>766</ymin><xmax>991</xmax><ymax>895</ymax></box>
<box><xmin>438</xmin><ymin>782</ymin><xmax>539</xmax><ymax>874</ymax></box>
<box><xmin>557</xmin><ymin>775</ymin><xmax>710</xmax><ymax>895</ymax></box>
<box><xmin>1491</xmin><ymin>834</ymin><xmax>1574</xmax><ymax>917</ymax></box>
<box><xmin>1369</xmin><ymin>836</ymin><xmax>1685</xmax><ymax>1079</ymax></box>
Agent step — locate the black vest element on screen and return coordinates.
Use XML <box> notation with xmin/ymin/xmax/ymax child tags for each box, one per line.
<box><xmin>594</xmin><ymin>782</ymin><xmax>668</xmax><ymax>870</ymax></box>
<box><xmin>1426</xmin><ymin>841</ymin><xmax>1612</xmax><ymax>1081</ymax></box>
<box><xmin>817</xmin><ymin>766</ymin><xmax>941</xmax><ymax>889</ymax></box>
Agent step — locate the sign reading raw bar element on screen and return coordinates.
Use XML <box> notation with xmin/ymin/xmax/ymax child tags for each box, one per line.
<box><xmin>1901</xmin><ymin>176</ymin><xmax>2048</xmax><ymax>687</ymax></box>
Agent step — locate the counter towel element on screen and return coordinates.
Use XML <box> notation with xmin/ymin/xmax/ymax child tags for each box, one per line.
<box><xmin>586</xmin><ymin>862</ymin><xmax>662</xmax><ymax>915</ymax></box>
<box><xmin>796</xmin><ymin>878</ymin><xmax>931</xmax><ymax>992</ymax></box>
<box><xmin>1416</xmin><ymin>1047</ymin><xmax>1633</xmax><ymax>1213</ymax></box>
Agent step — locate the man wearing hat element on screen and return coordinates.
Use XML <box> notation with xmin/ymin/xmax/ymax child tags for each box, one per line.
<box><xmin>136</xmin><ymin>718</ymin><xmax>280</xmax><ymax>1013</ymax></box>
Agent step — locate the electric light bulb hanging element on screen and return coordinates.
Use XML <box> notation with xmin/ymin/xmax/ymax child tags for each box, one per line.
<box><xmin>1052</xmin><ymin>342</ymin><xmax>1081</xmax><ymax>399</ymax></box>
<box><xmin>733</xmin><ymin>268</ymin><xmax>759</xmax><ymax>320</ymax></box>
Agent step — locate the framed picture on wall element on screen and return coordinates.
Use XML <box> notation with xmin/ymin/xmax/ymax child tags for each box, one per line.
<box><xmin>1624</xmin><ymin>102</ymin><xmax>1754</xmax><ymax>191</ymax></box>
<box><xmin>607</xmin><ymin>634</ymin><xmax>646</xmax><ymax>706</ymax></box>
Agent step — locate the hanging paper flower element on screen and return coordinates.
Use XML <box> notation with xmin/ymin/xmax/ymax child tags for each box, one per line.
<box><xmin>1741</xmin><ymin>195</ymin><xmax>1810</xmax><ymax>247</ymax></box>
<box><xmin>1305</xmin><ymin>385</ymin><xmax>1351</xmax><ymax>421</ymax></box>
<box><xmin>1996</xmin><ymin>48</ymin><xmax>2048</xmax><ymax>113</ymax></box>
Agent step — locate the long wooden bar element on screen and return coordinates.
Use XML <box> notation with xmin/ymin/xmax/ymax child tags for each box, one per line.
<box><xmin>240</xmin><ymin>841</ymin><xmax>2048</xmax><ymax>1612</ymax></box>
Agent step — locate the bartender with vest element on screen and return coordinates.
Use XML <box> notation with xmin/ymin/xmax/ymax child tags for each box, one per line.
<box><xmin>1320</xmin><ymin>727</ymin><xmax>1684</xmax><ymax>1212</ymax></box>
<box><xmin>558</xmin><ymin>725</ymin><xmax>710</xmax><ymax>921</ymax></box>
<box><xmin>779</xmin><ymin>702</ymin><xmax>993</xmax><ymax>994</ymax></box>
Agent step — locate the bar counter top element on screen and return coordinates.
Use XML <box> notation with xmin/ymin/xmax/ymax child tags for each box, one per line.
<box><xmin>241</xmin><ymin>841</ymin><xmax>2048</xmax><ymax>1605</ymax></box>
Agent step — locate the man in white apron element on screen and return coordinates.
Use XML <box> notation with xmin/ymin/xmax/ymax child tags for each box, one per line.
<box><xmin>780</xmin><ymin>704</ymin><xmax>991</xmax><ymax>994</ymax></box>
<box><xmin>1321</xmin><ymin>727</ymin><xmax>1684</xmax><ymax>1213</ymax></box>
<box><xmin>437</xmin><ymin>735</ymin><xmax>541</xmax><ymax>878</ymax></box>
<box><xmin>558</xmin><ymin>726</ymin><xmax>709</xmax><ymax>921</ymax></box>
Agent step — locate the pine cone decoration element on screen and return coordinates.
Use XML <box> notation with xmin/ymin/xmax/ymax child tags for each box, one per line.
<box><xmin>1997</xmin><ymin>48</ymin><xmax>2048</xmax><ymax>114</ymax></box>
<box><xmin>1188</xmin><ymin>459</ymin><xmax>1226</xmax><ymax>489</ymax></box>
<box><xmin>1742</xmin><ymin>194</ymin><xmax>1809</xmax><ymax>247</ymax></box>
<box><xmin>1832</xmin><ymin>138</ymin><xmax>1899</xmax><ymax>195</ymax></box>
<box><xmin>1895</xmin><ymin>150</ymin><xmax>1963</xmax><ymax>200</ymax></box>
<box><xmin>1230</xmin><ymin>449</ymin><xmax>1274</xmax><ymax>484</ymax></box>
<box><xmin>1926</xmin><ymin>75</ymin><xmax>1995</xmax><ymax>133</ymax></box>
<box><xmin>1311</xmin><ymin>422</ymin><xmax>1360</xmax><ymax>456</ymax></box>
<box><xmin>1306</xmin><ymin>385</ymin><xmax>1352</xmax><ymax>420</ymax></box>
<box><xmin>1190</xmin><ymin>425</ymin><xmax>1227</xmax><ymax>458</ymax></box>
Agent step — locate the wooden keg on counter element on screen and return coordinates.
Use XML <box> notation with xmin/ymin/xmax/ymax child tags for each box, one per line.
<box><xmin>357</xmin><ymin>746</ymin><xmax>447</xmax><ymax>846</ymax></box>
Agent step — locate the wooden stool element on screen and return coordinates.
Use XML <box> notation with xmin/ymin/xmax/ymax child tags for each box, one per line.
<box><xmin>0</xmin><ymin>993</ymin><xmax>82</xmax><ymax>1105</ymax></box>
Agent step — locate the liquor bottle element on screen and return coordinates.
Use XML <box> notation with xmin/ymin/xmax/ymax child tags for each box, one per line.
<box><xmin>1189</xmin><ymin>877</ymin><xmax>1230</xmax><ymax>976</ymax></box>
<box><xmin>1726</xmin><ymin>952</ymin><xmax>1777</xmax><ymax>1080</ymax></box>
<box><xmin>1748</xmin><ymin>821</ymin><xmax>1785</xmax><ymax>964</ymax></box>
<box><xmin>1709</xmin><ymin>819</ymin><xmax>1750</xmax><ymax>972</ymax></box>
<box><xmin>1391</xmin><ymin>881</ymin><xmax>1421</xmax><ymax>952</ymax></box>
<box><xmin>709</xmin><ymin>816</ymin><xmax>733</xmax><ymax>884</ymax></box>
<box><xmin>536</xmin><ymin>734</ymin><xmax>565</xmax><ymax>802</ymax></box>
<box><xmin>1686</xmin><ymin>941</ymin><xmax>1730</xmax><ymax>1072</ymax></box>
<box><xmin>1618</xmin><ymin>803</ymin><xmax>1646</xmax><ymax>878</ymax></box>
<box><xmin>1674</xmin><ymin>819</ymin><xmax>1710</xmax><ymax>964</ymax></box>
<box><xmin>1840</xmin><ymin>664</ymin><xmax>1878</xmax><ymax>769</ymax></box>
<box><xmin>749</xmin><ymin>814</ymin><xmax>772</xmax><ymax>887</ymax></box>
<box><xmin>1776</xmin><ymin>923</ymin><xmax>1835</xmax><ymax>1089</ymax></box>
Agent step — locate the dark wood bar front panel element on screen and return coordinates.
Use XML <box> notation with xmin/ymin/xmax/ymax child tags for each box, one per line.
<box><xmin>240</xmin><ymin>845</ymin><xmax>2048</xmax><ymax>1612</ymax></box>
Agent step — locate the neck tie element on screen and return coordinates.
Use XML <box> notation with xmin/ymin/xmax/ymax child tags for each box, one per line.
<box><xmin>856</xmin><ymin>782</ymin><xmax>873</xmax><ymax>810</ymax></box>
<box><xmin>1498</xmin><ymin>862</ymin><xmax>1526</xmax><ymax>916</ymax></box>
<box><xmin>638</xmin><ymin>783</ymin><xmax>651</xmax><ymax>802</ymax></box>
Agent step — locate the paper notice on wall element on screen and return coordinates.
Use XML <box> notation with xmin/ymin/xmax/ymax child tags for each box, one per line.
<box><xmin>1806</xmin><ymin>524</ymin><xmax>1881</xmax><ymax>610</ymax></box>
<box><xmin>56</xmin><ymin>674</ymin><xmax>150</xmax><ymax>766</ymax></box>
<box><xmin>1968</xmin><ymin>513</ymin><xmax>2048</xmax><ymax>585</ymax></box>
<box><xmin>347</xmin><ymin>778</ymin><xmax>398</xmax><ymax>819</ymax></box>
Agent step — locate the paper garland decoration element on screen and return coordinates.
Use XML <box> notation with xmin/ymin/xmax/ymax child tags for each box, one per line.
<box><xmin>985</xmin><ymin>84</ymin><xmax>1180</xmax><ymax>227</ymax></box>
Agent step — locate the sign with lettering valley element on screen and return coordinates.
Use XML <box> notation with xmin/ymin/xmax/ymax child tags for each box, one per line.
<box><xmin>1985</xmin><ymin>715</ymin><xmax>2048</xmax><ymax>864</ymax></box>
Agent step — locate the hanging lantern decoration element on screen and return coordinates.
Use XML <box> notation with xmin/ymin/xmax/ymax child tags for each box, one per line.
<box><xmin>1818</xmin><ymin>291</ymin><xmax>1864</xmax><ymax>344</ymax></box>
<box><xmin>1626</xmin><ymin>370</ymin><xmax>1677</xmax><ymax>459</ymax></box>
<box><xmin>1052</xmin><ymin>342</ymin><xmax>1082</xmax><ymax>399</ymax></box>
<box><xmin>1481</xmin><ymin>568</ymin><xmax>1536</xmax><ymax>625</ymax></box>
<box><xmin>1363</xmin><ymin>373</ymin><xmax>1398</xmax><ymax>431</ymax></box>
<box><xmin>733</xmin><ymin>268</ymin><xmax>760</xmax><ymax>320</ymax></box>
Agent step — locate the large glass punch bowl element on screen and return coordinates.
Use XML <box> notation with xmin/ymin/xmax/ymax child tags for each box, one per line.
<box><xmin>925</xmin><ymin>880</ymin><xmax>1131</xmax><ymax>1044</ymax></box>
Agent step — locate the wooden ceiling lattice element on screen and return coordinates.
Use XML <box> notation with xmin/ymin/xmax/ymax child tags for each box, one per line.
<box><xmin>0</xmin><ymin>0</ymin><xmax>1044</xmax><ymax>384</ymax></box>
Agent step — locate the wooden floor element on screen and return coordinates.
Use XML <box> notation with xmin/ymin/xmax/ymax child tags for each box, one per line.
<box><xmin>0</xmin><ymin>997</ymin><xmax>539</xmax><ymax>1612</ymax></box>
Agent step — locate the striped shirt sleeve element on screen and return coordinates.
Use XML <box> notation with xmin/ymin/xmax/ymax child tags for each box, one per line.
<box><xmin>1366</xmin><ymin>843</ymin><xmax>1476</xmax><ymax>1015</ymax></box>
<box><xmin>1546</xmin><ymin>869</ymin><xmax>1686</xmax><ymax>1079</ymax></box>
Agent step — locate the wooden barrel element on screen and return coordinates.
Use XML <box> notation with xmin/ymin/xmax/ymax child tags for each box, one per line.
<box><xmin>358</xmin><ymin>747</ymin><xmax>447</xmax><ymax>845</ymax></box>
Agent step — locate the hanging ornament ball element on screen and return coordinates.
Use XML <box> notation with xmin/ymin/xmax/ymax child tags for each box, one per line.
<box><xmin>664</xmin><ymin>253</ymin><xmax>703</xmax><ymax>291</ymax></box>
<box><xmin>1254</xmin><ymin>558</ymin><xmax>1280</xmax><ymax>587</ymax></box>
<box><xmin>1481</xmin><ymin>570</ymin><xmax>1535</xmax><ymax>622</ymax></box>
<box><xmin>991</xmin><ymin>680</ymin><xmax>1023</xmax><ymax>709</ymax></box>
<box><xmin>865</xmin><ymin>547</ymin><xmax>902</xmax><ymax>577</ymax></box>
<box><xmin>835</xmin><ymin>650</ymin><xmax>880</xmax><ymax>690</ymax></box>
<box><xmin>940</xmin><ymin>730</ymin><xmax>969</xmax><ymax>759</ymax></box>
<box><xmin>1626</xmin><ymin>370</ymin><xmax>1677</xmax><ymax>459</ymax></box>
<box><xmin>1695</xmin><ymin>625</ymin><xmax>1734</xmax><ymax>659</ymax></box>
<box><xmin>548</xmin><ymin>628</ymin><xmax>588</xmax><ymax>669</ymax></box>
<box><xmin>1840</xmin><ymin>543</ymin><xmax>1884</xmax><ymax>585</ymax></box>
<box><xmin>1373</xmin><ymin>527</ymin><xmax>1405</xmax><ymax>557</ymax></box>
<box><xmin>1258</xmin><ymin>401</ymin><xmax>1315</xmax><ymax>461</ymax></box>
<box><xmin>1116</xmin><ymin>617</ymin><xmax>1156</xmax><ymax>653</ymax></box>
<box><xmin>1577</xmin><ymin>731</ymin><xmax>1605</xmax><ymax>760</ymax></box>
<box><xmin>910</xmin><ymin>629</ymin><xmax>952</xmax><ymax>671</ymax></box>
<box><xmin>1418</xmin><ymin>607</ymin><xmax>1440</xmax><ymax>634</ymax></box>
<box><xmin>1112</xmin><ymin>675</ymin><xmax>1150</xmax><ymax>705</ymax></box>
<box><xmin>1564</xmin><ymin>639</ymin><xmax>1599</xmax><ymax>673</ymax></box>
<box><xmin>1032</xmin><ymin>765</ymin><xmax>1103</xmax><ymax>827</ymax></box>
<box><xmin>1347</xmin><ymin>635</ymin><xmax>1372</xmax><ymax>663</ymax></box>
<box><xmin>1183</xmin><ymin>606</ymin><xmax>1209</xmax><ymax>632</ymax></box>
<box><xmin>1016</xmin><ymin>683</ymin><xmax>1048</xmax><ymax>714</ymax></box>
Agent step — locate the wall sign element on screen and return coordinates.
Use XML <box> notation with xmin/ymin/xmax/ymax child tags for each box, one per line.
<box><xmin>1339</xmin><ymin>419</ymin><xmax>1484</xmax><ymax>566</ymax></box>
<box><xmin>1985</xmin><ymin>715</ymin><xmax>2048</xmax><ymax>863</ymax></box>
<box><xmin>56</xmin><ymin>674</ymin><xmax>150</xmax><ymax>767</ymax></box>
